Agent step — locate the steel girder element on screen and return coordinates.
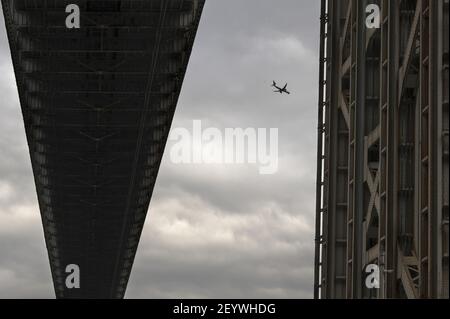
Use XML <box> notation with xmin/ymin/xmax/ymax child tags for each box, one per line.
<box><xmin>315</xmin><ymin>0</ymin><xmax>449</xmax><ymax>299</ymax></box>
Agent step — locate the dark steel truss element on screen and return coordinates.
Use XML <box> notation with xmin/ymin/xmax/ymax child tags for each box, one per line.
<box><xmin>1</xmin><ymin>0</ymin><xmax>205</xmax><ymax>298</ymax></box>
<box><xmin>315</xmin><ymin>0</ymin><xmax>449</xmax><ymax>299</ymax></box>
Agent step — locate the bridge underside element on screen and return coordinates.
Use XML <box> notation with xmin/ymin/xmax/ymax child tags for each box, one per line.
<box><xmin>1</xmin><ymin>0</ymin><xmax>205</xmax><ymax>298</ymax></box>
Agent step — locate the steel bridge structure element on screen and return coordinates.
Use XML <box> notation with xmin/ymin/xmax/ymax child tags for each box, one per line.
<box><xmin>1</xmin><ymin>0</ymin><xmax>205</xmax><ymax>298</ymax></box>
<box><xmin>314</xmin><ymin>0</ymin><xmax>449</xmax><ymax>298</ymax></box>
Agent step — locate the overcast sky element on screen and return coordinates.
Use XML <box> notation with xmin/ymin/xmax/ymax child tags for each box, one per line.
<box><xmin>0</xmin><ymin>0</ymin><xmax>320</xmax><ymax>298</ymax></box>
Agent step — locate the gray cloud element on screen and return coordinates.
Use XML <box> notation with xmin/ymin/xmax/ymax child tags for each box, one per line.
<box><xmin>0</xmin><ymin>0</ymin><xmax>319</xmax><ymax>299</ymax></box>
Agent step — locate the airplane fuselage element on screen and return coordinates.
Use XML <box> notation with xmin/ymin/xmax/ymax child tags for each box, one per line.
<box><xmin>272</xmin><ymin>81</ymin><xmax>290</xmax><ymax>94</ymax></box>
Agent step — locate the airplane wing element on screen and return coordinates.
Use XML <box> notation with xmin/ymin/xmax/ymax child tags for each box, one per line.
<box><xmin>283</xmin><ymin>83</ymin><xmax>288</xmax><ymax>90</ymax></box>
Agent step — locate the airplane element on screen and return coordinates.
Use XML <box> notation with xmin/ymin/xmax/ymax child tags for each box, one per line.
<box><xmin>271</xmin><ymin>81</ymin><xmax>290</xmax><ymax>94</ymax></box>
